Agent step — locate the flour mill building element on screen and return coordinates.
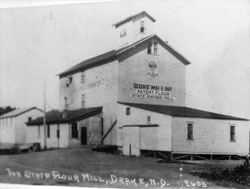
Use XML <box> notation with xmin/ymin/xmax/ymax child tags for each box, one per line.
<box><xmin>27</xmin><ymin>11</ymin><xmax>249</xmax><ymax>160</ymax></box>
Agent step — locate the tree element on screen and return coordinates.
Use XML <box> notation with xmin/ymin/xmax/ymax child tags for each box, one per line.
<box><xmin>0</xmin><ymin>106</ymin><xmax>16</xmax><ymax>116</ymax></box>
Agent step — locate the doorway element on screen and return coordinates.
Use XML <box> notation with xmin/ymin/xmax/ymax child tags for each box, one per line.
<box><xmin>81</xmin><ymin>127</ymin><xmax>87</xmax><ymax>145</ymax></box>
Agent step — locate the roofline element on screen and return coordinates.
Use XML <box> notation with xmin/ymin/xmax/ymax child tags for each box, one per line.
<box><xmin>112</xmin><ymin>11</ymin><xmax>156</xmax><ymax>28</ymax></box>
<box><xmin>27</xmin><ymin>107</ymin><xmax>102</xmax><ymax>126</ymax></box>
<box><xmin>0</xmin><ymin>107</ymin><xmax>43</xmax><ymax>119</ymax></box>
<box><xmin>116</xmin><ymin>34</ymin><xmax>191</xmax><ymax>65</ymax></box>
<box><xmin>58</xmin><ymin>51</ymin><xmax>117</xmax><ymax>78</ymax></box>
<box><xmin>118</xmin><ymin>102</ymin><xmax>249</xmax><ymax>121</ymax></box>
<box><xmin>58</xmin><ymin>34</ymin><xmax>191</xmax><ymax>78</ymax></box>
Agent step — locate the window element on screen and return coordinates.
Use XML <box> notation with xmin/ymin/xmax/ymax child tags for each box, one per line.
<box><xmin>147</xmin><ymin>116</ymin><xmax>151</xmax><ymax>122</ymax></box>
<box><xmin>28</xmin><ymin>117</ymin><xmax>32</xmax><ymax>122</ymax></box>
<box><xmin>71</xmin><ymin>122</ymin><xmax>78</xmax><ymax>138</ymax></box>
<box><xmin>64</xmin><ymin>97</ymin><xmax>69</xmax><ymax>110</ymax></box>
<box><xmin>140</xmin><ymin>21</ymin><xmax>145</xmax><ymax>33</ymax></box>
<box><xmin>47</xmin><ymin>124</ymin><xmax>50</xmax><ymax>138</ymax></box>
<box><xmin>230</xmin><ymin>125</ymin><xmax>236</xmax><ymax>142</ymax></box>
<box><xmin>57</xmin><ymin>124</ymin><xmax>60</xmax><ymax>139</ymax></box>
<box><xmin>120</xmin><ymin>29</ymin><xmax>127</xmax><ymax>38</ymax></box>
<box><xmin>147</xmin><ymin>41</ymin><xmax>152</xmax><ymax>54</ymax></box>
<box><xmin>81</xmin><ymin>72</ymin><xmax>85</xmax><ymax>84</ymax></box>
<box><xmin>38</xmin><ymin>125</ymin><xmax>40</xmax><ymax>138</ymax></box>
<box><xmin>187</xmin><ymin>123</ymin><xmax>193</xmax><ymax>140</ymax></box>
<box><xmin>153</xmin><ymin>42</ymin><xmax>158</xmax><ymax>54</ymax></box>
<box><xmin>148</xmin><ymin>40</ymin><xmax>158</xmax><ymax>55</ymax></box>
<box><xmin>66</xmin><ymin>75</ymin><xmax>72</xmax><ymax>87</ymax></box>
<box><xmin>126</xmin><ymin>107</ymin><xmax>130</xmax><ymax>115</ymax></box>
<box><xmin>81</xmin><ymin>94</ymin><xmax>85</xmax><ymax>108</ymax></box>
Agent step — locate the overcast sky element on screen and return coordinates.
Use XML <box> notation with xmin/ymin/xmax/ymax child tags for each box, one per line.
<box><xmin>0</xmin><ymin>0</ymin><xmax>249</xmax><ymax>118</ymax></box>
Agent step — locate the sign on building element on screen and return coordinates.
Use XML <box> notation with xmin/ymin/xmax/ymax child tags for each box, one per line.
<box><xmin>130</xmin><ymin>83</ymin><xmax>172</xmax><ymax>100</ymax></box>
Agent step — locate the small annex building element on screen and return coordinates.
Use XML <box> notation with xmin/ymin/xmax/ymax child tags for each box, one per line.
<box><xmin>26</xmin><ymin>107</ymin><xmax>102</xmax><ymax>149</ymax></box>
<box><xmin>0</xmin><ymin>107</ymin><xmax>43</xmax><ymax>145</ymax></box>
<box><xmin>27</xmin><ymin>11</ymin><xmax>250</xmax><ymax>159</ymax></box>
<box><xmin>118</xmin><ymin>102</ymin><xmax>249</xmax><ymax>159</ymax></box>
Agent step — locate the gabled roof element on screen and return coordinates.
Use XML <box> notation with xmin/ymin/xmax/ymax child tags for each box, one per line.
<box><xmin>113</xmin><ymin>11</ymin><xmax>156</xmax><ymax>28</ymax></box>
<box><xmin>0</xmin><ymin>107</ymin><xmax>43</xmax><ymax>119</ymax></box>
<box><xmin>27</xmin><ymin>107</ymin><xmax>102</xmax><ymax>125</ymax></box>
<box><xmin>58</xmin><ymin>34</ymin><xmax>191</xmax><ymax>78</ymax></box>
<box><xmin>118</xmin><ymin>102</ymin><xmax>249</xmax><ymax>121</ymax></box>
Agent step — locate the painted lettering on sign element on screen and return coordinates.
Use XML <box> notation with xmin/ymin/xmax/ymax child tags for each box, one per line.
<box><xmin>148</xmin><ymin>59</ymin><xmax>158</xmax><ymax>78</ymax></box>
<box><xmin>130</xmin><ymin>83</ymin><xmax>173</xmax><ymax>100</ymax></box>
<box><xmin>80</xmin><ymin>80</ymin><xmax>103</xmax><ymax>90</ymax></box>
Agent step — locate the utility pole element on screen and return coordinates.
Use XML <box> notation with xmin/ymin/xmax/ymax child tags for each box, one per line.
<box><xmin>43</xmin><ymin>81</ymin><xmax>47</xmax><ymax>150</ymax></box>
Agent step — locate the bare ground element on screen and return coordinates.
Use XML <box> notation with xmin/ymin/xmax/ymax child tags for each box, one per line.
<box><xmin>0</xmin><ymin>147</ymin><xmax>247</xmax><ymax>188</ymax></box>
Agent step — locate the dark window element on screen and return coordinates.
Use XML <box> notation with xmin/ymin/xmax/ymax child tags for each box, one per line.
<box><xmin>153</xmin><ymin>42</ymin><xmax>158</xmax><ymax>54</ymax></box>
<box><xmin>72</xmin><ymin>123</ymin><xmax>78</xmax><ymax>138</ymax></box>
<box><xmin>47</xmin><ymin>124</ymin><xmax>50</xmax><ymax>138</ymax></box>
<box><xmin>147</xmin><ymin>116</ymin><xmax>151</xmax><ymax>122</ymax></box>
<box><xmin>28</xmin><ymin>117</ymin><xmax>32</xmax><ymax>122</ymax></box>
<box><xmin>140</xmin><ymin>21</ymin><xmax>145</xmax><ymax>33</ymax></box>
<box><xmin>126</xmin><ymin>107</ymin><xmax>130</xmax><ymax>116</ymax></box>
<box><xmin>230</xmin><ymin>126</ymin><xmax>236</xmax><ymax>142</ymax></box>
<box><xmin>187</xmin><ymin>123</ymin><xmax>193</xmax><ymax>140</ymax></box>
<box><xmin>57</xmin><ymin>124</ymin><xmax>60</xmax><ymax>139</ymax></box>
<box><xmin>66</xmin><ymin>76</ymin><xmax>72</xmax><ymax>87</ymax></box>
<box><xmin>147</xmin><ymin>41</ymin><xmax>152</xmax><ymax>54</ymax></box>
<box><xmin>64</xmin><ymin>97</ymin><xmax>69</xmax><ymax>110</ymax></box>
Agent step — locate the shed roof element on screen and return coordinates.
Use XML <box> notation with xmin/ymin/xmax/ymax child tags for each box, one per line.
<box><xmin>118</xmin><ymin>102</ymin><xmax>249</xmax><ymax>121</ymax></box>
<box><xmin>27</xmin><ymin>107</ymin><xmax>102</xmax><ymax>125</ymax></box>
<box><xmin>58</xmin><ymin>34</ymin><xmax>191</xmax><ymax>78</ymax></box>
<box><xmin>0</xmin><ymin>107</ymin><xmax>42</xmax><ymax>119</ymax></box>
<box><xmin>112</xmin><ymin>11</ymin><xmax>156</xmax><ymax>28</ymax></box>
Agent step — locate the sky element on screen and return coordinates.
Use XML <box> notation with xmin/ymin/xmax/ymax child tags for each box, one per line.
<box><xmin>0</xmin><ymin>0</ymin><xmax>249</xmax><ymax>118</ymax></box>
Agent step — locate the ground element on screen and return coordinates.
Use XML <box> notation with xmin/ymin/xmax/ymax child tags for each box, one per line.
<box><xmin>0</xmin><ymin>147</ymin><xmax>248</xmax><ymax>188</ymax></box>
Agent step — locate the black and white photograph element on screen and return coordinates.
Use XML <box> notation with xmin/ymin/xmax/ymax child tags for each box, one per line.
<box><xmin>0</xmin><ymin>0</ymin><xmax>250</xmax><ymax>188</ymax></box>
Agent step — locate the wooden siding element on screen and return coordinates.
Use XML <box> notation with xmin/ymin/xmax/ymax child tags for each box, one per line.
<box><xmin>59</xmin><ymin>60</ymin><xmax>118</xmax><ymax>110</ymax></box>
<box><xmin>172</xmin><ymin>117</ymin><xmax>249</xmax><ymax>155</ymax></box>
<box><xmin>59</xmin><ymin>60</ymin><xmax>119</xmax><ymax>146</ymax></box>
<box><xmin>27</xmin><ymin>124</ymin><xmax>69</xmax><ymax>149</ymax></box>
<box><xmin>117</xmin><ymin>104</ymin><xmax>172</xmax><ymax>152</ymax></box>
<box><xmin>118</xmin><ymin>37</ymin><xmax>186</xmax><ymax>107</ymax></box>
<box><xmin>0</xmin><ymin>109</ymin><xmax>43</xmax><ymax>144</ymax></box>
<box><xmin>116</xmin><ymin>16</ymin><xmax>154</xmax><ymax>48</ymax></box>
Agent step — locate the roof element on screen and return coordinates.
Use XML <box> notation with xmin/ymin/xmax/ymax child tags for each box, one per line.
<box><xmin>113</xmin><ymin>11</ymin><xmax>156</xmax><ymax>28</ymax></box>
<box><xmin>118</xmin><ymin>102</ymin><xmax>249</xmax><ymax>121</ymax></box>
<box><xmin>0</xmin><ymin>107</ymin><xmax>42</xmax><ymax>119</ymax></box>
<box><xmin>27</xmin><ymin>107</ymin><xmax>102</xmax><ymax>126</ymax></box>
<box><xmin>59</xmin><ymin>34</ymin><xmax>191</xmax><ymax>78</ymax></box>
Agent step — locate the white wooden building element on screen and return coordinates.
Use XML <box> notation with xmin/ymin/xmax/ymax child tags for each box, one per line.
<box><xmin>28</xmin><ymin>11</ymin><xmax>249</xmax><ymax>159</ymax></box>
<box><xmin>27</xmin><ymin>107</ymin><xmax>102</xmax><ymax>149</ymax></box>
<box><xmin>0</xmin><ymin>107</ymin><xmax>43</xmax><ymax>145</ymax></box>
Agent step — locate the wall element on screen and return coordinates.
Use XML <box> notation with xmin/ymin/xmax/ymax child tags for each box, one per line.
<box><xmin>68</xmin><ymin>116</ymin><xmax>102</xmax><ymax>147</ymax></box>
<box><xmin>0</xmin><ymin>109</ymin><xmax>43</xmax><ymax>144</ymax></box>
<box><xmin>27</xmin><ymin>123</ymin><xmax>69</xmax><ymax>149</ymax></box>
<box><xmin>59</xmin><ymin>60</ymin><xmax>118</xmax><ymax>111</ymax></box>
<box><xmin>116</xmin><ymin>16</ymin><xmax>155</xmax><ymax>48</ymax></box>
<box><xmin>0</xmin><ymin>117</ymin><xmax>15</xmax><ymax>143</ymax></box>
<box><xmin>118</xmin><ymin>37</ymin><xmax>186</xmax><ymax>107</ymax></box>
<box><xmin>59</xmin><ymin>60</ymin><xmax>119</xmax><ymax>146</ymax></box>
<box><xmin>172</xmin><ymin>117</ymin><xmax>249</xmax><ymax>155</ymax></box>
<box><xmin>15</xmin><ymin>109</ymin><xmax>43</xmax><ymax>144</ymax></box>
<box><xmin>117</xmin><ymin>104</ymin><xmax>172</xmax><ymax>152</ymax></box>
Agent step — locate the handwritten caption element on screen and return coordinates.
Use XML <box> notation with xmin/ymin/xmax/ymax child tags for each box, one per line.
<box><xmin>5</xmin><ymin>168</ymin><xmax>207</xmax><ymax>188</ymax></box>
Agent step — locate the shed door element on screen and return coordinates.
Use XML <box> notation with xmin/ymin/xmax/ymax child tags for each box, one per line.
<box><xmin>81</xmin><ymin>127</ymin><xmax>87</xmax><ymax>145</ymax></box>
<box><xmin>123</xmin><ymin>126</ymin><xmax>140</xmax><ymax>156</ymax></box>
